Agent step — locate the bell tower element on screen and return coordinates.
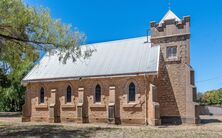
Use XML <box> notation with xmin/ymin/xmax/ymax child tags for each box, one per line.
<box><xmin>151</xmin><ymin>10</ymin><xmax>190</xmax><ymax>64</ymax></box>
<box><xmin>150</xmin><ymin>10</ymin><xmax>199</xmax><ymax>124</ymax></box>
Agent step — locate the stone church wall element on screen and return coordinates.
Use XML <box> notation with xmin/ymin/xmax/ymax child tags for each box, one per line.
<box><xmin>23</xmin><ymin>76</ymin><xmax>154</xmax><ymax>124</ymax></box>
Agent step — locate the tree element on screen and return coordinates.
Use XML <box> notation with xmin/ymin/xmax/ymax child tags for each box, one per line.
<box><xmin>0</xmin><ymin>0</ymin><xmax>93</xmax><ymax>111</ymax></box>
<box><xmin>201</xmin><ymin>88</ymin><xmax>222</xmax><ymax>106</ymax></box>
<box><xmin>0</xmin><ymin>0</ymin><xmax>93</xmax><ymax>67</ymax></box>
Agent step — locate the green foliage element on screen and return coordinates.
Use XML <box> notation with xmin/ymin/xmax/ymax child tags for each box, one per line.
<box><xmin>201</xmin><ymin>88</ymin><xmax>222</xmax><ymax>106</ymax></box>
<box><xmin>0</xmin><ymin>0</ymin><xmax>92</xmax><ymax>111</ymax></box>
<box><xmin>0</xmin><ymin>59</ymin><xmax>33</xmax><ymax>112</ymax></box>
<box><xmin>0</xmin><ymin>0</ymin><xmax>93</xmax><ymax>64</ymax></box>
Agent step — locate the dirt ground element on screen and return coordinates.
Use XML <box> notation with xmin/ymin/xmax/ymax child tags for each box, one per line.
<box><xmin>0</xmin><ymin>115</ymin><xmax>222</xmax><ymax>138</ymax></box>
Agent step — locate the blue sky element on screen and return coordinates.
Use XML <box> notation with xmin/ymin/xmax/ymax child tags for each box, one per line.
<box><xmin>24</xmin><ymin>0</ymin><xmax>222</xmax><ymax>92</ymax></box>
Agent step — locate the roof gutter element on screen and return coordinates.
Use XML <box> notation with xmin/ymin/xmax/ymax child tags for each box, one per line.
<box><xmin>21</xmin><ymin>71</ymin><xmax>158</xmax><ymax>86</ymax></box>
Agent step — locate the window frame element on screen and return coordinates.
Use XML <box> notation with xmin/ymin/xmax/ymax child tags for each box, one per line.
<box><xmin>95</xmin><ymin>84</ymin><xmax>101</xmax><ymax>103</ymax></box>
<box><xmin>39</xmin><ymin>87</ymin><xmax>45</xmax><ymax>104</ymax></box>
<box><xmin>128</xmin><ymin>82</ymin><xmax>136</xmax><ymax>103</ymax></box>
<box><xmin>166</xmin><ymin>46</ymin><xmax>178</xmax><ymax>59</ymax></box>
<box><xmin>190</xmin><ymin>70</ymin><xmax>195</xmax><ymax>85</ymax></box>
<box><xmin>66</xmin><ymin>85</ymin><xmax>72</xmax><ymax>103</ymax></box>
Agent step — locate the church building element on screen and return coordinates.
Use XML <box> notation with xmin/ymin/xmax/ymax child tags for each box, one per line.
<box><xmin>22</xmin><ymin>10</ymin><xmax>200</xmax><ymax>125</ymax></box>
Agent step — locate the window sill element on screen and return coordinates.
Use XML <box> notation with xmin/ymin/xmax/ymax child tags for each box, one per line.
<box><xmin>122</xmin><ymin>103</ymin><xmax>141</xmax><ymax>108</ymax></box>
<box><xmin>90</xmin><ymin>103</ymin><xmax>106</xmax><ymax>108</ymax></box>
<box><xmin>165</xmin><ymin>58</ymin><xmax>181</xmax><ymax>63</ymax></box>
<box><xmin>35</xmin><ymin>104</ymin><xmax>48</xmax><ymax>109</ymax></box>
<box><xmin>167</xmin><ymin>57</ymin><xmax>178</xmax><ymax>61</ymax></box>
<box><xmin>61</xmin><ymin>104</ymin><xmax>75</xmax><ymax>109</ymax></box>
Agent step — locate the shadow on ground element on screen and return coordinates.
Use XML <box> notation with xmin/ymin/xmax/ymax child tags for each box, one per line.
<box><xmin>0</xmin><ymin>112</ymin><xmax>21</xmax><ymax>117</ymax></box>
<box><xmin>201</xmin><ymin>119</ymin><xmax>222</xmax><ymax>124</ymax></box>
<box><xmin>0</xmin><ymin>124</ymin><xmax>116</xmax><ymax>138</ymax></box>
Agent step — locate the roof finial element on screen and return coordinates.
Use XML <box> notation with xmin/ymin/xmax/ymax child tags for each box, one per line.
<box><xmin>168</xmin><ymin>0</ymin><xmax>171</xmax><ymax>10</ymax></box>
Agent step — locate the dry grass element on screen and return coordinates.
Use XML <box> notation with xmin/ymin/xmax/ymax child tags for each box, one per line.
<box><xmin>0</xmin><ymin>115</ymin><xmax>222</xmax><ymax>138</ymax></box>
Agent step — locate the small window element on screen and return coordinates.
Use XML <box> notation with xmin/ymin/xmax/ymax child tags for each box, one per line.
<box><xmin>66</xmin><ymin>85</ymin><xmax>72</xmax><ymax>103</ymax></box>
<box><xmin>190</xmin><ymin>70</ymin><xmax>195</xmax><ymax>85</ymax></box>
<box><xmin>167</xmin><ymin>46</ymin><xmax>177</xmax><ymax>59</ymax></box>
<box><xmin>193</xmin><ymin>87</ymin><xmax>197</xmax><ymax>102</ymax></box>
<box><xmin>39</xmin><ymin>87</ymin><xmax>44</xmax><ymax>103</ymax></box>
<box><xmin>128</xmin><ymin>82</ymin><xmax>136</xmax><ymax>102</ymax></box>
<box><xmin>95</xmin><ymin>84</ymin><xmax>101</xmax><ymax>102</ymax></box>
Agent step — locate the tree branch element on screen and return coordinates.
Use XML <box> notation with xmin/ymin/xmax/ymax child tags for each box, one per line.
<box><xmin>0</xmin><ymin>33</ymin><xmax>59</xmax><ymax>46</ymax></box>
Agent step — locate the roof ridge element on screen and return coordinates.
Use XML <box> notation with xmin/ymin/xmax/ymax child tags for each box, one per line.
<box><xmin>83</xmin><ymin>36</ymin><xmax>150</xmax><ymax>46</ymax></box>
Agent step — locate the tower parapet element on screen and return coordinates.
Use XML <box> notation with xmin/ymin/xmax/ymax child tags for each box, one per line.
<box><xmin>150</xmin><ymin>16</ymin><xmax>190</xmax><ymax>44</ymax></box>
<box><xmin>150</xmin><ymin>10</ymin><xmax>191</xmax><ymax>65</ymax></box>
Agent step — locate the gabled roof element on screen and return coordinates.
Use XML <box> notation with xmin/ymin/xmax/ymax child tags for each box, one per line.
<box><xmin>22</xmin><ymin>36</ymin><xmax>160</xmax><ymax>83</ymax></box>
<box><xmin>159</xmin><ymin>10</ymin><xmax>181</xmax><ymax>24</ymax></box>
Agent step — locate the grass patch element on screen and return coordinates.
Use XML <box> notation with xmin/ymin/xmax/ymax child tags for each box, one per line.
<box><xmin>0</xmin><ymin>121</ymin><xmax>10</xmax><ymax>126</ymax></box>
<box><xmin>0</xmin><ymin>124</ymin><xmax>221</xmax><ymax>138</ymax></box>
<box><xmin>0</xmin><ymin>115</ymin><xmax>222</xmax><ymax>138</ymax></box>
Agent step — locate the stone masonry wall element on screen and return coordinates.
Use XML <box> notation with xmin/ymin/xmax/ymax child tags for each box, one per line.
<box><xmin>151</xmin><ymin>16</ymin><xmax>199</xmax><ymax>124</ymax></box>
<box><xmin>24</xmin><ymin>76</ymin><xmax>153</xmax><ymax>124</ymax></box>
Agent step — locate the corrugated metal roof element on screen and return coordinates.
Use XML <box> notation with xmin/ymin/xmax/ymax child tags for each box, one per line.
<box><xmin>22</xmin><ymin>36</ymin><xmax>160</xmax><ymax>82</ymax></box>
<box><xmin>160</xmin><ymin>10</ymin><xmax>181</xmax><ymax>24</ymax></box>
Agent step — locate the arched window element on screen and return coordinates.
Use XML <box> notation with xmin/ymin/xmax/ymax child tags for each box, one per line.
<box><xmin>39</xmin><ymin>87</ymin><xmax>44</xmax><ymax>103</ymax></box>
<box><xmin>128</xmin><ymin>82</ymin><xmax>136</xmax><ymax>102</ymax></box>
<box><xmin>95</xmin><ymin>84</ymin><xmax>101</xmax><ymax>102</ymax></box>
<box><xmin>66</xmin><ymin>85</ymin><xmax>72</xmax><ymax>103</ymax></box>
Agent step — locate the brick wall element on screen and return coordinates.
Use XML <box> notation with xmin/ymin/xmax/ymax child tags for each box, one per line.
<box><xmin>150</xmin><ymin>16</ymin><xmax>199</xmax><ymax>124</ymax></box>
<box><xmin>23</xmin><ymin>76</ymin><xmax>154</xmax><ymax>124</ymax></box>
